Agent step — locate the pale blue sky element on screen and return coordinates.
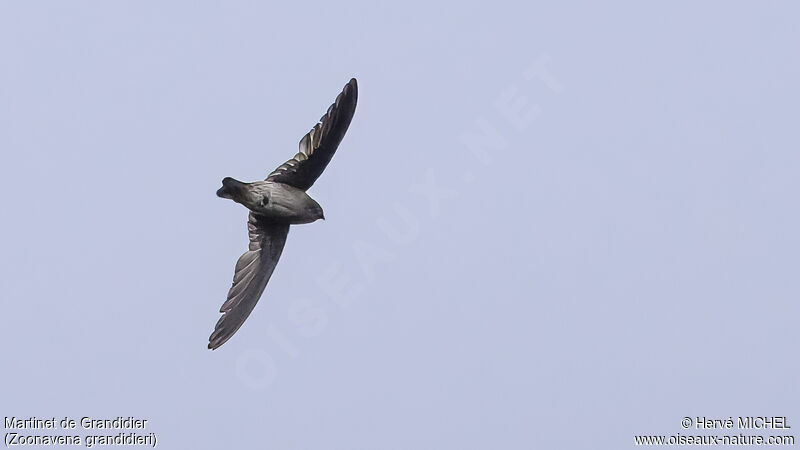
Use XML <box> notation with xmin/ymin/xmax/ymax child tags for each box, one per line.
<box><xmin>1</xmin><ymin>1</ymin><xmax>798</xmax><ymax>448</ymax></box>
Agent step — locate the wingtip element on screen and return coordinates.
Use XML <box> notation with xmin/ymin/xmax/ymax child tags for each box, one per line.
<box><xmin>208</xmin><ymin>337</ymin><xmax>222</xmax><ymax>350</ymax></box>
<box><xmin>208</xmin><ymin>328</ymin><xmax>225</xmax><ymax>350</ymax></box>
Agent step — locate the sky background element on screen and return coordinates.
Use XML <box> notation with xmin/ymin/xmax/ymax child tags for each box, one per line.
<box><xmin>1</xmin><ymin>1</ymin><xmax>798</xmax><ymax>449</ymax></box>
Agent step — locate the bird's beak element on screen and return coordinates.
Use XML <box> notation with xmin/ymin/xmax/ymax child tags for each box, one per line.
<box><xmin>216</xmin><ymin>186</ymin><xmax>228</xmax><ymax>198</ymax></box>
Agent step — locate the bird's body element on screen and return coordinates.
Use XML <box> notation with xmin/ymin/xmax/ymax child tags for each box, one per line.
<box><xmin>208</xmin><ymin>78</ymin><xmax>358</xmax><ymax>350</ymax></box>
<box><xmin>217</xmin><ymin>178</ymin><xmax>324</xmax><ymax>224</ymax></box>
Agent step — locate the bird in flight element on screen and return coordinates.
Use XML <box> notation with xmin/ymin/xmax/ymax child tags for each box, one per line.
<box><xmin>208</xmin><ymin>78</ymin><xmax>358</xmax><ymax>350</ymax></box>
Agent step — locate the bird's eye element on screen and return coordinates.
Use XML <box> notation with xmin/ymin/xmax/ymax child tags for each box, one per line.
<box><xmin>261</xmin><ymin>197</ymin><xmax>269</xmax><ymax>207</ymax></box>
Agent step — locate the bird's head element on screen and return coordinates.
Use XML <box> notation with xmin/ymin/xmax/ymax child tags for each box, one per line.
<box><xmin>308</xmin><ymin>201</ymin><xmax>325</xmax><ymax>221</ymax></box>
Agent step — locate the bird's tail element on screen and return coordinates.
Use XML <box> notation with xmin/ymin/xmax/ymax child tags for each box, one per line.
<box><xmin>216</xmin><ymin>177</ymin><xmax>245</xmax><ymax>199</ymax></box>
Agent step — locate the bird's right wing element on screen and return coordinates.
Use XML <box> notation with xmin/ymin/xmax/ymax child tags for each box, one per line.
<box><xmin>208</xmin><ymin>213</ymin><xmax>289</xmax><ymax>350</ymax></box>
<box><xmin>266</xmin><ymin>78</ymin><xmax>358</xmax><ymax>191</ymax></box>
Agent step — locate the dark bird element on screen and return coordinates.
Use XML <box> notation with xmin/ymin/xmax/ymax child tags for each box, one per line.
<box><xmin>208</xmin><ymin>78</ymin><xmax>358</xmax><ymax>350</ymax></box>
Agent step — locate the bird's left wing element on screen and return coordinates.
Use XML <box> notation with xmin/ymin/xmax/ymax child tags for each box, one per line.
<box><xmin>266</xmin><ymin>78</ymin><xmax>358</xmax><ymax>191</ymax></box>
<box><xmin>208</xmin><ymin>213</ymin><xmax>289</xmax><ymax>350</ymax></box>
